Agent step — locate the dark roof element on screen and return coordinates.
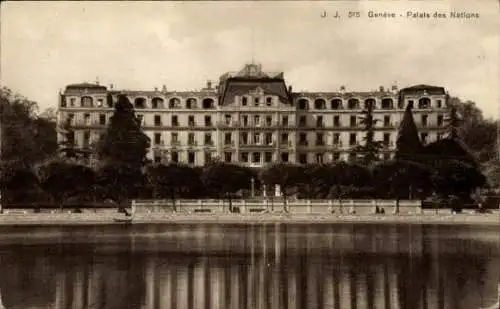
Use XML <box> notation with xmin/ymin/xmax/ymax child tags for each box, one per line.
<box><xmin>291</xmin><ymin>91</ymin><xmax>396</xmax><ymax>100</ymax></box>
<box><xmin>399</xmin><ymin>84</ymin><xmax>446</xmax><ymax>95</ymax></box>
<box><xmin>109</xmin><ymin>90</ymin><xmax>217</xmax><ymax>98</ymax></box>
<box><xmin>66</xmin><ymin>83</ymin><xmax>107</xmax><ymax>90</ymax></box>
<box><xmin>219</xmin><ymin>79</ymin><xmax>291</xmax><ymax>106</ymax></box>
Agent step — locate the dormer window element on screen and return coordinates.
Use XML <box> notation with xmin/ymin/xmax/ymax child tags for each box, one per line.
<box><xmin>242</xmin><ymin>97</ymin><xmax>248</xmax><ymax>106</ymax></box>
<box><xmin>254</xmin><ymin>97</ymin><xmax>260</xmax><ymax>106</ymax></box>
<box><xmin>266</xmin><ymin>97</ymin><xmax>272</xmax><ymax>106</ymax></box>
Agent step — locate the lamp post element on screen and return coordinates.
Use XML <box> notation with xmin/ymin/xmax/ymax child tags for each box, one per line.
<box><xmin>251</xmin><ymin>177</ymin><xmax>255</xmax><ymax>198</ymax></box>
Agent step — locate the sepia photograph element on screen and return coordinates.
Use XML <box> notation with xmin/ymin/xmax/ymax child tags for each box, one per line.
<box><xmin>0</xmin><ymin>1</ymin><xmax>499</xmax><ymax>308</ymax></box>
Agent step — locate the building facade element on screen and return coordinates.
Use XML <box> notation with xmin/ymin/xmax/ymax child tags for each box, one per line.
<box><xmin>57</xmin><ymin>63</ymin><xmax>449</xmax><ymax>167</ymax></box>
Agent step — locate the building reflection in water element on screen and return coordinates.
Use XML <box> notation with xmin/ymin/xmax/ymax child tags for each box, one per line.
<box><xmin>0</xmin><ymin>223</ymin><xmax>498</xmax><ymax>309</ymax></box>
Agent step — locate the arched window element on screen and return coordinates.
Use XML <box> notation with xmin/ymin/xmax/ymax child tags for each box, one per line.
<box><xmin>81</xmin><ymin>96</ymin><xmax>93</xmax><ymax>107</ymax></box>
<box><xmin>169</xmin><ymin>98</ymin><xmax>180</xmax><ymax>108</ymax></box>
<box><xmin>347</xmin><ymin>98</ymin><xmax>359</xmax><ymax>109</ymax></box>
<box><xmin>330</xmin><ymin>99</ymin><xmax>342</xmax><ymax>109</ymax></box>
<box><xmin>314</xmin><ymin>99</ymin><xmax>326</xmax><ymax>110</ymax></box>
<box><xmin>152</xmin><ymin>98</ymin><xmax>164</xmax><ymax>109</ymax></box>
<box><xmin>418</xmin><ymin>98</ymin><xmax>431</xmax><ymax>109</ymax></box>
<box><xmin>381</xmin><ymin>98</ymin><xmax>394</xmax><ymax>109</ymax></box>
<box><xmin>202</xmin><ymin>98</ymin><xmax>214</xmax><ymax>109</ymax></box>
<box><xmin>364</xmin><ymin>98</ymin><xmax>376</xmax><ymax>110</ymax></box>
<box><xmin>298</xmin><ymin>99</ymin><xmax>309</xmax><ymax>110</ymax></box>
<box><xmin>134</xmin><ymin>98</ymin><xmax>146</xmax><ymax>109</ymax></box>
<box><xmin>186</xmin><ymin>98</ymin><xmax>197</xmax><ymax>109</ymax></box>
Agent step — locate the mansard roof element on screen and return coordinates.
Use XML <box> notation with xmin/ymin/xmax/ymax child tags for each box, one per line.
<box><xmin>292</xmin><ymin>91</ymin><xmax>396</xmax><ymax>100</ymax></box>
<box><xmin>219</xmin><ymin>79</ymin><xmax>291</xmax><ymax>106</ymax></box>
<box><xmin>66</xmin><ymin>83</ymin><xmax>107</xmax><ymax>90</ymax></box>
<box><xmin>108</xmin><ymin>90</ymin><xmax>217</xmax><ymax>98</ymax></box>
<box><xmin>400</xmin><ymin>84</ymin><xmax>446</xmax><ymax>96</ymax></box>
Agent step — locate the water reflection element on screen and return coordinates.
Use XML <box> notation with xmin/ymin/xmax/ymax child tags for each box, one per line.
<box><xmin>0</xmin><ymin>223</ymin><xmax>498</xmax><ymax>309</ymax></box>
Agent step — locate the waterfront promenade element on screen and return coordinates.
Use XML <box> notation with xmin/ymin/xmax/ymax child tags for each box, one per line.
<box><xmin>0</xmin><ymin>211</ymin><xmax>498</xmax><ymax>226</ymax></box>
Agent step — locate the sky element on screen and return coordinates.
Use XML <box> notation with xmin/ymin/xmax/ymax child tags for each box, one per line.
<box><xmin>1</xmin><ymin>1</ymin><xmax>499</xmax><ymax>118</ymax></box>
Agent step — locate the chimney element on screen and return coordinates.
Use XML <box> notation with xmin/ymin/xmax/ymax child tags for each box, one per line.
<box><xmin>379</xmin><ymin>86</ymin><xmax>384</xmax><ymax>92</ymax></box>
<box><xmin>207</xmin><ymin>80</ymin><xmax>212</xmax><ymax>89</ymax></box>
<box><xmin>162</xmin><ymin>85</ymin><xmax>167</xmax><ymax>93</ymax></box>
<box><xmin>340</xmin><ymin>85</ymin><xmax>346</xmax><ymax>94</ymax></box>
<box><xmin>110</xmin><ymin>84</ymin><xmax>114</xmax><ymax>90</ymax></box>
<box><xmin>391</xmin><ymin>83</ymin><xmax>398</xmax><ymax>92</ymax></box>
<box><xmin>154</xmin><ymin>87</ymin><xmax>158</xmax><ymax>92</ymax></box>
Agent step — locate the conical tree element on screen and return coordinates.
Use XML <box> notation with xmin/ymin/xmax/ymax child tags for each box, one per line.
<box><xmin>395</xmin><ymin>101</ymin><xmax>423</xmax><ymax>162</ymax></box>
<box><xmin>97</xmin><ymin>94</ymin><xmax>150</xmax><ymax>167</ymax></box>
<box><xmin>356</xmin><ymin>99</ymin><xmax>382</xmax><ymax>165</ymax></box>
<box><xmin>96</xmin><ymin>94</ymin><xmax>150</xmax><ymax>210</ymax></box>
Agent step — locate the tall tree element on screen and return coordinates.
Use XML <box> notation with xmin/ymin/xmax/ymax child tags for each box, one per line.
<box><xmin>356</xmin><ymin>99</ymin><xmax>382</xmax><ymax>165</ymax></box>
<box><xmin>96</xmin><ymin>95</ymin><xmax>150</xmax><ymax>209</ymax></box>
<box><xmin>395</xmin><ymin>101</ymin><xmax>423</xmax><ymax>162</ymax></box>
<box><xmin>97</xmin><ymin>94</ymin><xmax>150</xmax><ymax>167</ymax></box>
<box><xmin>0</xmin><ymin>87</ymin><xmax>57</xmax><ymax>165</ymax></box>
<box><xmin>57</xmin><ymin>116</ymin><xmax>89</xmax><ymax>160</ymax></box>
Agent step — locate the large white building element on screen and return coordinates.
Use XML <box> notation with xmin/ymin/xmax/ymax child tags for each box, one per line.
<box><xmin>57</xmin><ymin>63</ymin><xmax>449</xmax><ymax>166</ymax></box>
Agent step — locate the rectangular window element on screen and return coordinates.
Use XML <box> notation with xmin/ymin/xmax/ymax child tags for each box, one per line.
<box><xmin>224</xmin><ymin>114</ymin><xmax>231</xmax><ymax>125</ymax></box>
<box><xmin>254</xmin><ymin>97</ymin><xmax>260</xmax><ymax>106</ymax></box>
<box><xmin>171</xmin><ymin>115</ymin><xmax>178</xmax><ymax>126</ymax></box>
<box><xmin>204</xmin><ymin>152</ymin><xmax>212</xmax><ymax>163</ymax></box>
<box><xmin>316</xmin><ymin>153</ymin><xmax>323</xmax><ymax>164</ymax></box>
<box><xmin>136</xmin><ymin>114</ymin><xmax>144</xmax><ymax>126</ymax></box>
<box><xmin>437</xmin><ymin>115</ymin><xmax>444</xmax><ymax>126</ymax></box>
<box><xmin>421</xmin><ymin>115</ymin><xmax>428</xmax><ymax>127</ymax></box>
<box><xmin>241</xmin><ymin>132</ymin><xmax>248</xmax><ymax>144</ymax></box>
<box><xmin>266</xmin><ymin>97</ymin><xmax>272</xmax><ymax>106</ymax></box>
<box><xmin>299</xmin><ymin>132</ymin><xmax>307</xmax><ymax>145</ymax></box>
<box><xmin>281</xmin><ymin>152</ymin><xmax>289</xmax><ymax>162</ymax></box>
<box><xmin>316</xmin><ymin>116</ymin><xmax>323</xmax><ymax>127</ymax></box>
<box><xmin>282</xmin><ymin>116</ymin><xmax>289</xmax><ymax>126</ymax></box>
<box><xmin>84</xmin><ymin>113</ymin><xmax>91</xmax><ymax>125</ymax></box>
<box><xmin>188</xmin><ymin>115</ymin><xmax>195</xmax><ymax>126</ymax></box>
<box><xmin>70</xmin><ymin>98</ymin><xmax>75</xmax><ymax>106</ymax></box>
<box><xmin>224</xmin><ymin>152</ymin><xmax>232</xmax><ymax>163</ymax></box>
<box><xmin>383</xmin><ymin>133</ymin><xmax>390</xmax><ymax>146</ymax></box>
<box><xmin>265</xmin><ymin>132</ymin><xmax>273</xmax><ymax>145</ymax></box>
<box><xmin>299</xmin><ymin>116</ymin><xmax>306</xmax><ymax>127</ymax></box>
<box><xmin>241</xmin><ymin>97</ymin><xmax>248</xmax><ymax>106</ymax></box>
<box><xmin>241</xmin><ymin>152</ymin><xmax>249</xmax><ymax>162</ymax></box>
<box><xmin>333</xmin><ymin>133</ymin><xmax>340</xmax><ymax>145</ymax></box>
<box><xmin>254</xmin><ymin>115</ymin><xmax>260</xmax><ymax>126</ymax></box>
<box><xmin>154</xmin><ymin>133</ymin><xmax>161</xmax><ymax>145</ymax></box>
<box><xmin>171</xmin><ymin>152</ymin><xmax>178</xmax><ymax>163</ymax></box>
<box><xmin>350</xmin><ymin>116</ymin><xmax>357</xmax><ymax>127</ymax></box>
<box><xmin>299</xmin><ymin>153</ymin><xmax>307</xmax><ymax>164</ymax></box>
<box><xmin>383</xmin><ymin>115</ymin><xmax>391</xmax><ymax>127</ymax></box>
<box><xmin>242</xmin><ymin>115</ymin><xmax>248</xmax><ymax>127</ymax></box>
<box><xmin>97</xmin><ymin>99</ymin><xmax>103</xmax><ymax>107</ymax></box>
<box><xmin>204</xmin><ymin>133</ymin><xmax>212</xmax><ymax>145</ymax></box>
<box><xmin>316</xmin><ymin>133</ymin><xmax>324</xmax><ymax>146</ymax></box>
<box><xmin>188</xmin><ymin>133</ymin><xmax>195</xmax><ymax>145</ymax></box>
<box><xmin>204</xmin><ymin>115</ymin><xmax>212</xmax><ymax>127</ymax></box>
<box><xmin>171</xmin><ymin>132</ymin><xmax>178</xmax><ymax>144</ymax></box>
<box><xmin>281</xmin><ymin>133</ymin><xmax>289</xmax><ymax>144</ymax></box>
<box><xmin>253</xmin><ymin>133</ymin><xmax>261</xmax><ymax>145</ymax></box>
<box><xmin>188</xmin><ymin>152</ymin><xmax>195</xmax><ymax>164</ymax></box>
<box><xmin>224</xmin><ymin>133</ymin><xmax>232</xmax><ymax>145</ymax></box>
<box><xmin>265</xmin><ymin>116</ymin><xmax>272</xmax><ymax>126</ymax></box>
<box><xmin>349</xmin><ymin>133</ymin><xmax>356</xmax><ymax>145</ymax></box>
<box><xmin>333</xmin><ymin>116</ymin><xmax>340</xmax><ymax>127</ymax></box>
<box><xmin>155</xmin><ymin>115</ymin><xmax>162</xmax><ymax>126</ymax></box>
<box><xmin>252</xmin><ymin>152</ymin><xmax>261</xmax><ymax>163</ymax></box>
<box><xmin>99</xmin><ymin>114</ymin><xmax>106</xmax><ymax>125</ymax></box>
<box><xmin>264</xmin><ymin>152</ymin><xmax>272</xmax><ymax>163</ymax></box>
<box><xmin>333</xmin><ymin>153</ymin><xmax>340</xmax><ymax>161</ymax></box>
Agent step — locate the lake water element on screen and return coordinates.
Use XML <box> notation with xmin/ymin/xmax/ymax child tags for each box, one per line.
<box><xmin>0</xmin><ymin>223</ymin><xmax>498</xmax><ymax>309</ymax></box>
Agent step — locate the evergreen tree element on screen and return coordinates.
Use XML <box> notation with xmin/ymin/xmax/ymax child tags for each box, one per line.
<box><xmin>356</xmin><ymin>99</ymin><xmax>382</xmax><ymax>165</ymax></box>
<box><xmin>395</xmin><ymin>101</ymin><xmax>423</xmax><ymax>162</ymax></box>
<box><xmin>97</xmin><ymin>94</ymin><xmax>150</xmax><ymax>167</ymax></box>
<box><xmin>96</xmin><ymin>95</ymin><xmax>150</xmax><ymax>210</ymax></box>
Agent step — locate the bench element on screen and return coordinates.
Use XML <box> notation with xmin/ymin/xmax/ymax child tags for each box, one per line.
<box><xmin>194</xmin><ymin>209</ymin><xmax>211</xmax><ymax>213</ymax></box>
<box><xmin>249</xmin><ymin>208</ymin><xmax>266</xmax><ymax>213</ymax></box>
